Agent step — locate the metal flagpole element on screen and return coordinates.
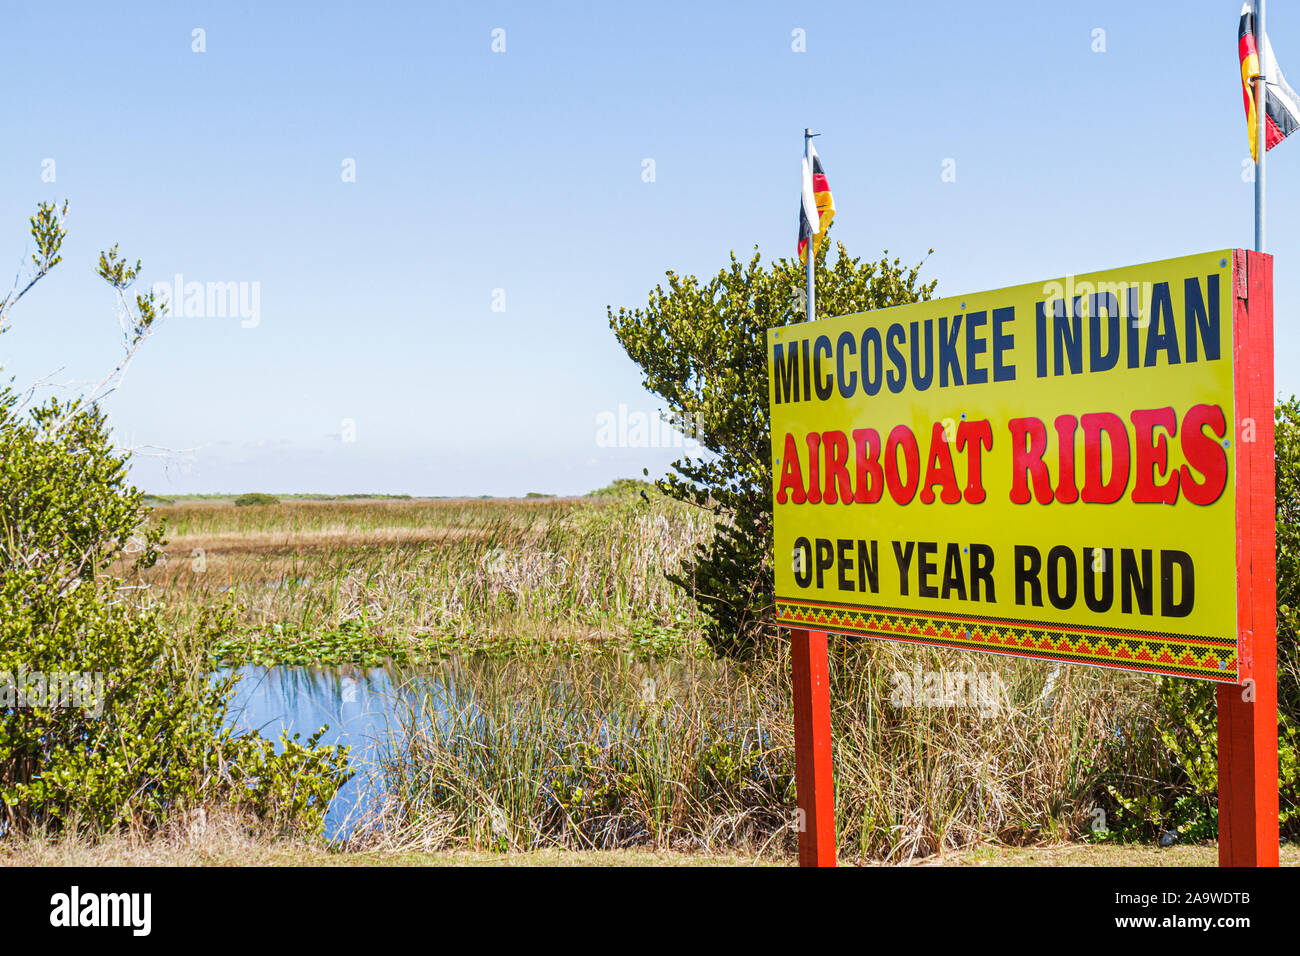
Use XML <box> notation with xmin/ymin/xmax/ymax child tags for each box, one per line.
<box><xmin>793</xmin><ymin>129</ymin><xmax>837</xmax><ymax>864</ymax></box>
<box><xmin>804</xmin><ymin>128</ymin><xmax>817</xmax><ymax>320</ymax></box>
<box><xmin>1257</xmin><ymin>0</ymin><xmax>1267</xmax><ymax>252</ymax></box>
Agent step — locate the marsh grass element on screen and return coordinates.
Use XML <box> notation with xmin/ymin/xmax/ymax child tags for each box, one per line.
<box><xmin>360</xmin><ymin>653</ymin><xmax>789</xmax><ymax>853</ymax></box>
<box><xmin>136</xmin><ymin>496</ymin><xmax>713</xmax><ymax>664</ymax></box>
<box><xmin>131</xmin><ymin>495</ymin><xmax>1176</xmax><ymax>861</ymax></box>
<box><xmin>350</xmin><ymin>638</ymin><xmax>1164</xmax><ymax>861</ymax></box>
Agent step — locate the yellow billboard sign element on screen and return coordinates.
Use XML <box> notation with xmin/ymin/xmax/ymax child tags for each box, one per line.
<box><xmin>768</xmin><ymin>250</ymin><xmax>1252</xmax><ymax>682</ymax></box>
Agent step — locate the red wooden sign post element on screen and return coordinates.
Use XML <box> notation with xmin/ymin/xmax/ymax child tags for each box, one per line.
<box><xmin>790</xmin><ymin>626</ymin><xmax>836</xmax><ymax>866</ymax></box>
<box><xmin>1218</xmin><ymin>249</ymin><xmax>1278</xmax><ymax>867</ymax></box>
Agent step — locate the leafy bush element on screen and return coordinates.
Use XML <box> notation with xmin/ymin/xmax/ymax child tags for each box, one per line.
<box><xmin>234</xmin><ymin>492</ymin><xmax>280</xmax><ymax>507</ymax></box>
<box><xmin>587</xmin><ymin>478</ymin><xmax>658</xmax><ymax>499</ymax></box>
<box><xmin>0</xmin><ymin>203</ymin><xmax>350</xmax><ymax>838</ymax></box>
<box><xmin>609</xmin><ymin>238</ymin><xmax>935</xmax><ymax>657</ymax></box>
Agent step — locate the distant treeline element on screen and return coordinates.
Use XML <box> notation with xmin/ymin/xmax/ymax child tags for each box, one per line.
<box><xmin>143</xmin><ymin>480</ymin><xmax>661</xmax><ymax>507</ymax></box>
<box><xmin>142</xmin><ymin>492</ymin><xmax>416</xmax><ymax>506</ymax></box>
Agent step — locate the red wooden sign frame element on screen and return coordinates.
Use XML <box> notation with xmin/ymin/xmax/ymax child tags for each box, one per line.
<box><xmin>789</xmin><ymin>250</ymin><xmax>1278</xmax><ymax>867</ymax></box>
<box><xmin>1218</xmin><ymin>249</ymin><xmax>1278</xmax><ymax>867</ymax></box>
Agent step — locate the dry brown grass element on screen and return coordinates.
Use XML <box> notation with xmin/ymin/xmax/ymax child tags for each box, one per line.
<box><xmin>0</xmin><ymin>828</ymin><xmax>777</xmax><ymax>866</ymax></box>
<box><xmin>933</xmin><ymin>843</ymin><xmax>1300</xmax><ymax>867</ymax></box>
<box><xmin>11</xmin><ymin>823</ymin><xmax>1286</xmax><ymax>867</ymax></box>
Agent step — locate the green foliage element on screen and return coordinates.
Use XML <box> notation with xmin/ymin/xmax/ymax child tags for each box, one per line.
<box><xmin>96</xmin><ymin>244</ymin><xmax>165</xmax><ymax>346</ymax></box>
<box><xmin>212</xmin><ymin>619</ymin><xmax>413</xmax><ymax>669</ymax></box>
<box><xmin>0</xmin><ymin>391</ymin><xmax>354</xmax><ymax>835</ymax></box>
<box><xmin>1101</xmin><ymin>678</ymin><xmax>1220</xmax><ymax>842</ymax></box>
<box><xmin>0</xmin><ymin>201</ymin><xmax>67</xmax><ymax>330</ymax></box>
<box><xmin>234</xmin><ymin>493</ymin><xmax>280</xmax><ymax>507</ymax></box>
<box><xmin>0</xmin><ymin>203</ymin><xmax>350</xmax><ymax>838</ymax></box>
<box><xmin>209</xmin><ymin>613</ymin><xmax>706</xmax><ymax>669</ymax></box>
<box><xmin>1278</xmin><ymin>397</ymin><xmax>1300</xmax><ymax>723</ymax></box>
<box><xmin>226</xmin><ymin>728</ymin><xmax>353</xmax><ymax>836</ymax></box>
<box><xmin>587</xmin><ymin>478</ymin><xmax>658</xmax><ymax>499</ymax></box>
<box><xmin>609</xmin><ymin>238</ymin><xmax>936</xmax><ymax>657</ymax></box>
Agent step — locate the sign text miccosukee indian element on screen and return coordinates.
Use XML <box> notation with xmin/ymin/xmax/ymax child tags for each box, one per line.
<box><xmin>768</xmin><ymin>250</ymin><xmax>1241</xmax><ymax>681</ymax></box>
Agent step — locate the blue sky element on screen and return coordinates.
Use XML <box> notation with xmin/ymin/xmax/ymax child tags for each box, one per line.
<box><xmin>0</xmin><ymin>0</ymin><xmax>1294</xmax><ymax>496</ymax></box>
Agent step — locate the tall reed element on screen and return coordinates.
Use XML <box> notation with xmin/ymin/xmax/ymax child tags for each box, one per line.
<box><xmin>139</xmin><ymin>496</ymin><xmax>713</xmax><ymax>661</ymax></box>
<box><xmin>353</xmin><ymin>638</ymin><xmax>1161</xmax><ymax>861</ymax></box>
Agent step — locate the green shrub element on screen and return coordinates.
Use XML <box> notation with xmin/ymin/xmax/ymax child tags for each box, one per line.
<box><xmin>588</xmin><ymin>478</ymin><xmax>658</xmax><ymax>499</ymax></box>
<box><xmin>0</xmin><ymin>390</ymin><xmax>351</xmax><ymax>836</ymax></box>
<box><xmin>0</xmin><ymin>203</ymin><xmax>349</xmax><ymax>838</ymax></box>
<box><xmin>609</xmin><ymin>238</ymin><xmax>935</xmax><ymax>657</ymax></box>
<box><xmin>234</xmin><ymin>492</ymin><xmax>280</xmax><ymax>507</ymax></box>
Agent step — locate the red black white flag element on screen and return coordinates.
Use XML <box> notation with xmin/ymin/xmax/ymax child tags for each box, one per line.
<box><xmin>797</xmin><ymin>145</ymin><xmax>835</xmax><ymax>265</ymax></box>
<box><xmin>1240</xmin><ymin>1</ymin><xmax>1300</xmax><ymax>160</ymax></box>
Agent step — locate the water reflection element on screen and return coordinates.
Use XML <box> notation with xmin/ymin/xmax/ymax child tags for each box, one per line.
<box><xmin>222</xmin><ymin>665</ymin><xmax>414</xmax><ymax>840</ymax></box>
<box><xmin>221</xmin><ymin>657</ymin><xmax>731</xmax><ymax>841</ymax></box>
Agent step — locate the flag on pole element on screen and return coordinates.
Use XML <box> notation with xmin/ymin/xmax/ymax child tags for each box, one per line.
<box><xmin>797</xmin><ymin>144</ymin><xmax>835</xmax><ymax>265</ymax></box>
<box><xmin>1240</xmin><ymin>1</ymin><xmax>1300</xmax><ymax>160</ymax></box>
